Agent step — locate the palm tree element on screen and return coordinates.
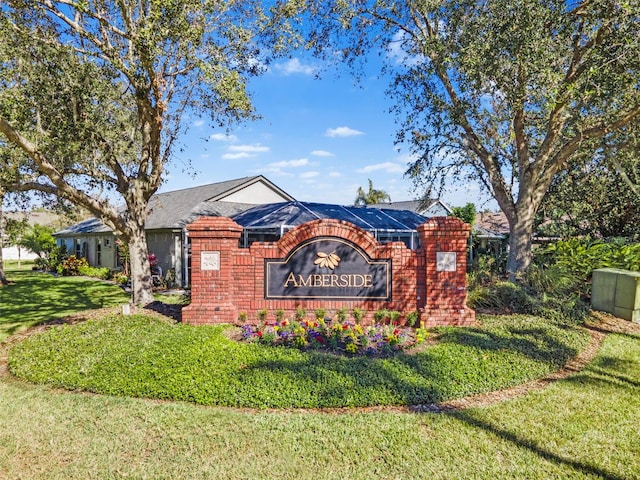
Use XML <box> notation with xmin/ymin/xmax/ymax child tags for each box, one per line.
<box><xmin>354</xmin><ymin>179</ymin><xmax>391</xmax><ymax>206</ymax></box>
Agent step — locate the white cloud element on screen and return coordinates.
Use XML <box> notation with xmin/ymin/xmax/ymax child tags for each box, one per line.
<box><xmin>222</xmin><ymin>152</ymin><xmax>252</xmax><ymax>160</ymax></box>
<box><xmin>193</xmin><ymin>119</ymin><xmax>205</xmax><ymax>128</ymax></box>
<box><xmin>228</xmin><ymin>144</ymin><xmax>270</xmax><ymax>153</ymax></box>
<box><xmin>274</xmin><ymin>58</ymin><xmax>317</xmax><ymax>76</ymax></box>
<box><xmin>328</xmin><ymin>171</ymin><xmax>342</xmax><ymax>178</ymax></box>
<box><xmin>210</xmin><ymin>133</ymin><xmax>238</xmax><ymax>142</ymax></box>
<box><xmin>310</xmin><ymin>150</ymin><xmax>335</xmax><ymax>157</ymax></box>
<box><xmin>268</xmin><ymin>158</ymin><xmax>309</xmax><ymax>168</ymax></box>
<box><xmin>357</xmin><ymin>162</ymin><xmax>406</xmax><ymax>174</ymax></box>
<box><xmin>326</xmin><ymin>126</ymin><xmax>364</xmax><ymax>138</ymax></box>
<box><xmin>300</xmin><ymin>171</ymin><xmax>319</xmax><ymax>179</ymax></box>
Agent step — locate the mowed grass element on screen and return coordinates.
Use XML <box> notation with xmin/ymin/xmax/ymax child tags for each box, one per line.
<box><xmin>0</xmin><ymin>263</ymin><xmax>130</xmax><ymax>340</ymax></box>
<box><xmin>2</xmin><ymin>263</ymin><xmax>640</xmax><ymax>477</ymax></box>
<box><xmin>8</xmin><ymin>313</ymin><xmax>590</xmax><ymax>408</ymax></box>
<box><xmin>0</xmin><ymin>330</ymin><xmax>639</xmax><ymax>479</ymax></box>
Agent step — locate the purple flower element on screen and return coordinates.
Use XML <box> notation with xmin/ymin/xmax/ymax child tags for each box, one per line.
<box><xmin>241</xmin><ymin>324</ymin><xmax>255</xmax><ymax>340</ymax></box>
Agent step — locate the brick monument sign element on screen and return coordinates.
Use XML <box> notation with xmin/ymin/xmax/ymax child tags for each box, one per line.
<box><xmin>182</xmin><ymin>216</ymin><xmax>475</xmax><ymax>327</ymax></box>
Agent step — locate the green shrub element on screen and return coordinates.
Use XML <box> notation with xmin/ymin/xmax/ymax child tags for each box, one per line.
<box><xmin>467</xmin><ymin>276</ymin><xmax>588</xmax><ymax>324</ymax></box>
<box><xmin>351</xmin><ymin>307</ymin><xmax>365</xmax><ymax>323</ymax></box>
<box><xmin>112</xmin><ymin>272</ymin><xmax>129</xmax><ymax>286</ymax></box>
<box><xmin>537</xmin><ymin>238</ymin><xmax>640</xmax><ymax>282</ymax></box>
<box><xmin>374</xmin><ymin>309</ymin><xmax>389</xmax><ymax>323</ymax></box>
<box><xmin>295</xmin><ymin>305</ymin><xmax>306</xmax><ymax>321</ymax></box>
<box><xmin>405</xmin><ymin>311</ymin><xmax>420</xmax><ymax>328</ymax></box>
<box><xmin>469</xmin><ymin>281</ymin><xmax>536</xmax><ymax>313</ymax></box>
<box><xmin>78</xmin><ymin>265</ymin><xmax>111</xmax><ymax>280</ymax></box>
<box><xmin>58</xmin><ymin>255</ymin><xmax>89</xmax><ymax>276</ymax></box>
<box><xmin>467</xmin><ymin>238</ymin><xmax>639</xmax><ymax>324</ymax></box>
<box><xmin>45</xmin><ymin>245</ymin><xmax>68</xmax><ymax>272</ymax></box>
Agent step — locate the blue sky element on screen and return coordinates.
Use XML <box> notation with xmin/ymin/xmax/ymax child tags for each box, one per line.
<box><xmin>162</xmin><ymin>55</ymin><xmax>494</xmax><ymax>210</ymax></box>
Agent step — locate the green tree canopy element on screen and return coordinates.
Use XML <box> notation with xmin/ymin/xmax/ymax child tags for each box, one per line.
<box><xmin>451</xmin><ymin>203</ymin><xmax>476</xmax><ymax>227</ymax></box>
<box><xmin>538</xmin><ymin>129</ymin><xmax>640</xmax><ymax>239</ymax></box>
<box><xmin>0</xmin><ymin>0</ymin><xmax>298</xmax><ymax>304</ymax></box>
<box><xmin>19</xmin><ymin>224</ymin><xmax>56</xmax><ymax>260</ymax></box>
<box><xmin>305</xmin><ymin>0</ymin><xmax>640</xmax><ymax>278</ymax></box>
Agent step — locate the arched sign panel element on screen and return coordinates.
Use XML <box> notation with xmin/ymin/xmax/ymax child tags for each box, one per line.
<box><xmin>265</xmin><ymin>237</ymin><xmax>391</xmax><ymax>300</ymax></box>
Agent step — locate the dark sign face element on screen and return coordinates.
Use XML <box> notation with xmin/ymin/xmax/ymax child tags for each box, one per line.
<box><xmin>265</xmin><ymin>237</ymin><xmax>391</xmax><ymax>300</ymax></box>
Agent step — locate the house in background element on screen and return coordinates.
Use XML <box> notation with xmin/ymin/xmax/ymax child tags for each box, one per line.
<box><xmin>54</xmin><ymin>176</ymin><xmax>294</xmax><ymax>286</ymax></box>
<box><xmin>1</xmin><ymin>211</ymin><xmax>65</xmax><ymax>262</ymax></box>
<box><xmin>369</xmin><ymin>198</ymin><xmax>453</xmax><ymax>217</ymax></box>
<box><xmin>372</xmin><ymin>200</ymin><xmax>510</xmax><ymax>261</ymax></box>
<box><xmin>471</xmin><ymin>211</ymin><xmax>510</xmax><ymax>260</ymax></box>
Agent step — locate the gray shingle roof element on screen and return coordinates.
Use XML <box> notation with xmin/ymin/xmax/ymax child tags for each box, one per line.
<box><xmin>54</xmin><ymin>217</ymin><xmax>112</xmax><ymax>235</ymax></box>
<box><xmin>55</xmin><ymin>176</ymin><xmax>286</xmax><ymax>235</ymax></box>
<box><xmin>145</xmin><ymin>177</ymin><xmax>262</xmax><ymax>229</ymax></box>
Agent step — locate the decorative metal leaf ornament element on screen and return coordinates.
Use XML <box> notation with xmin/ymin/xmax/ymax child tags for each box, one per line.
<box><xmin>314</xmin><ymin>251</ymin><xmax>341</xmax><ymax>269</ymax></box>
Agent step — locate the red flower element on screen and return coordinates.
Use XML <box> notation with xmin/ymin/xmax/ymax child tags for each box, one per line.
<box><xmin>256</xmin><ymin>331</ymin><xmax>263</xmax><ymax>338</ymax></box>
<box><xmin>314</xmin><ymin>322</ymin><xmax>318</xmax><ymax>328</ymax></box>
<box><xmin>342</xmin><ymin>324</ymin><xmax>349</xmax><ymax>330</ymax></box>
<box><xmin>393</xmin><ymin>329</ymin><xmax>400</xmax><ymax>335</ymax></box>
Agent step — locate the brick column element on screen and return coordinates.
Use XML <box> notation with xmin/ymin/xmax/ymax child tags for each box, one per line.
<box><xmin>182</xmin><ymin>217</ymin><xmax>243</xmax><ymax>325</ymax></box>
<box><xmin>418</xmin><ymin>217</ymin><xmax>476</xmax><ymax>327</ymax></box>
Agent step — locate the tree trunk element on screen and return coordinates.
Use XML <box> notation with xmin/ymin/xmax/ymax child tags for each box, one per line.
<box><xmin>0</xmin><ymin>198</ymin><xmax>7</xmax><ymax>285</ymax></box>
<box><xmin>126</xmin><ymin>226</ymin><xmax>155</xmax><ymax>306</ymax></box>
<box><xmin>505</xmin><ymin>205</ymin><xmax>536</xmax><ymax>280</ymax></box>
<box><xmin>0</xmin><ymin>248</ymin><xmax>7</xmax><ymax>285</ymax></box>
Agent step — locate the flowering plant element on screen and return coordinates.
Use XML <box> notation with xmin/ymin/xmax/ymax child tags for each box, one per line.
<box><xmin>239</xmin><ymin>317</ymin><xmax>427</xmax><ymax>356</ymax></box>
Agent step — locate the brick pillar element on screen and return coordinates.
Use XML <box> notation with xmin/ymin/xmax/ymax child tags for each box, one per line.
<box><xmin>182</xmin><ymin>217</ymin><xmax>243</xmax><ymax>325</ymax></box>
<box><xmin>418</xmin><ymin>217</ymin><xmax>476</xmax><ymax>327</ymax></box>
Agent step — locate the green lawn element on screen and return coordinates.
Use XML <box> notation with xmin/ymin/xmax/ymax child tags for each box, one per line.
<box><xmin>8</xmin><ymin>313</ymin><xmax>589</xmax><ymax>408</ymax></box>
<box><xmin>1</xmin><ymin>264</ymin><xmax>639</xmax><ymax>478</ymax></box>
<box><xmin>0</xmin><ymin>263</ymin><xmax>130</xmax><ymax>340</ymax></box>
<box><xmin>1</xmin><ymin>329</ymin><xmax>638</xmax><ymax>479</ymax></box>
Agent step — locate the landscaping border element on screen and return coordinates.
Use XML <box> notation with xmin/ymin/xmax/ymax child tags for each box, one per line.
<box><xmin>2</xmin><ymin>309</ymin><xmax>636</xmax><ymax>414</ymax></box>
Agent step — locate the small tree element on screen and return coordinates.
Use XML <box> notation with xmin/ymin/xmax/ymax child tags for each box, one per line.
<box><xmin>354</xmin><ymin>179</ymin><xmax>391</xmax><ymax>206</ymax></box>
<box><xmin>451</xmin><ymin>203</ymin><xmax>477</xmax><ymax>227</ymax></box>
<box><xmin>19</xmin><ymin>224</ymin><xmax>56</xmax><ymax>262</ymax></box>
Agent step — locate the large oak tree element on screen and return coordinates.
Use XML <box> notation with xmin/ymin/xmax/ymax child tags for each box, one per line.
<box><xmin>307</xmin><ymin>0</ymin><xmax>640</xmax><ymax>277</ymax></box>
<box><xmin>0</xmin><ymin>0</ymin><xmax>297</xmax><ymax>304</ymax></box>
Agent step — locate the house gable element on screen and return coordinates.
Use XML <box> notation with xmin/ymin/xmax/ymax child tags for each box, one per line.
<box><xmin>211</xmin><ymin>176</ymin><xmax>294</xmax><ymax>204</ymax></box>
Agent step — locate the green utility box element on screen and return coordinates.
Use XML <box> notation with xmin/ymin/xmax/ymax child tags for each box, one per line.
<box><xmin>592</xmin><ymin>268</ymin><xmax>640</xmax><ymax>322</ymax></box>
